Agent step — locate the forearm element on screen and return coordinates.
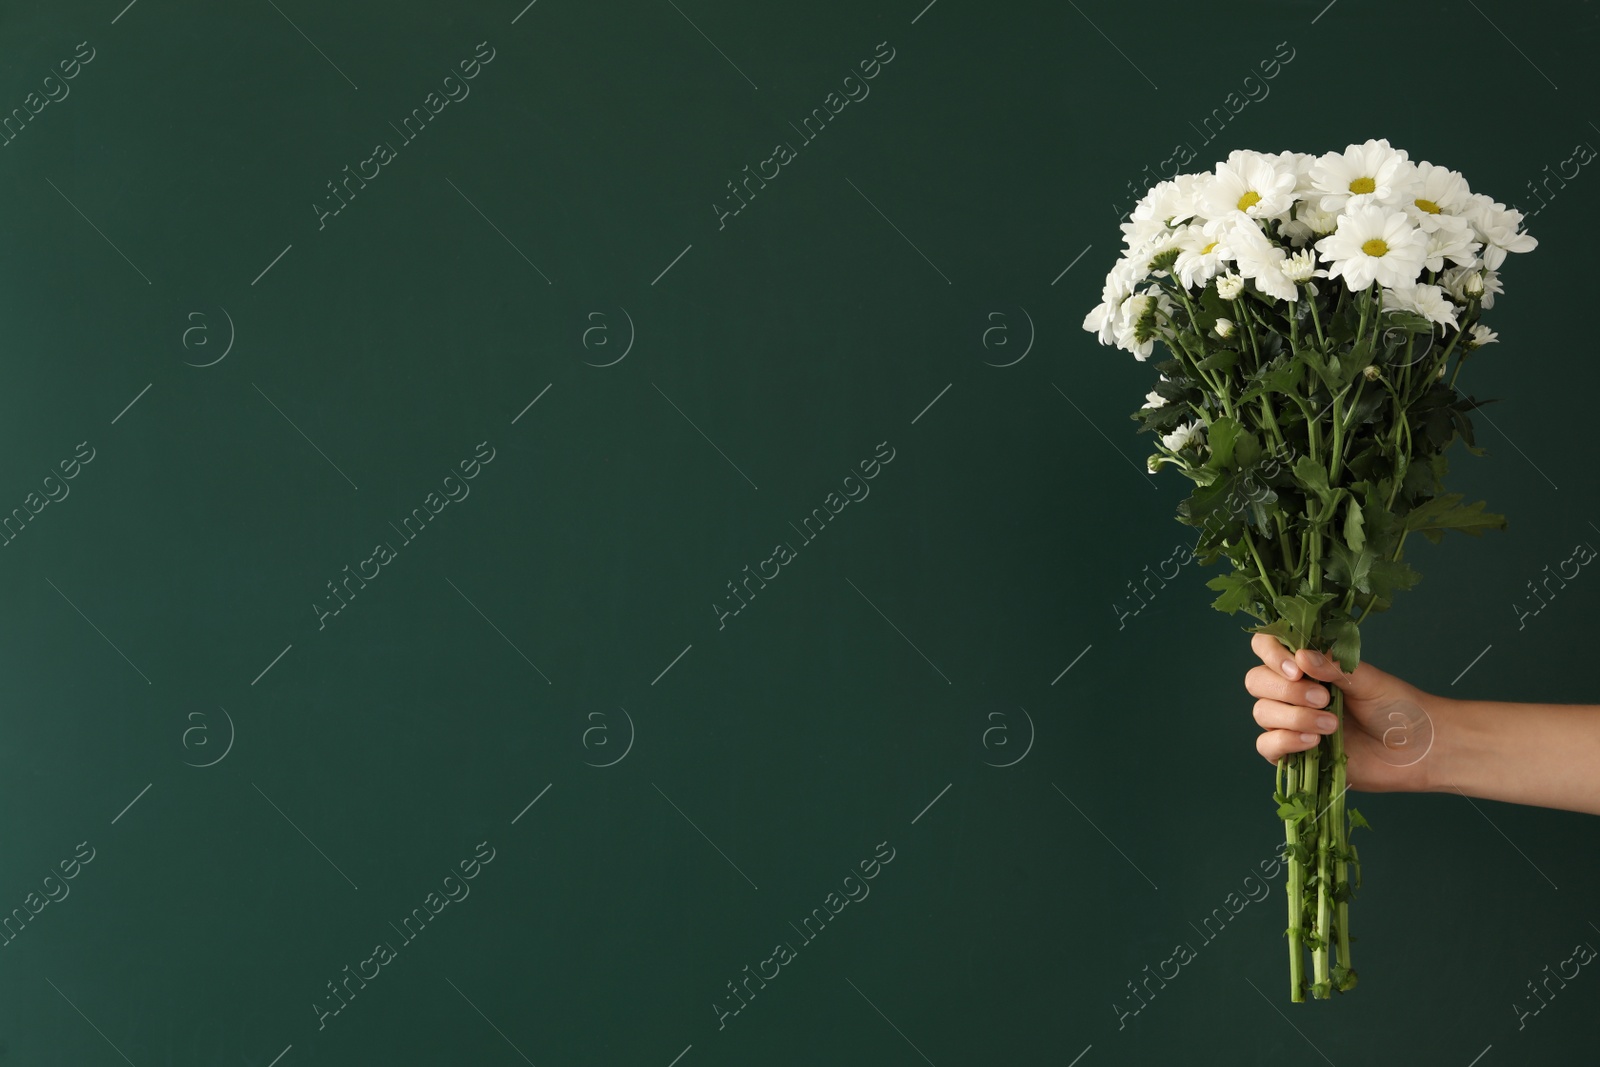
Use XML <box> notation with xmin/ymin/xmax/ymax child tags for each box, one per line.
<box><xmin>1421</xmin><ymin>693</ymin><xmax>1600</xmax><ymax>815</ymax></box>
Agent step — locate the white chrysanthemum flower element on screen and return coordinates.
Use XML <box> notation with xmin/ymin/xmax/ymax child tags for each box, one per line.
<box><xmin>1468</xmin><ymin>324</ymin><xmax>1498</xmax><ymax>348</ymax></box>
<box><xmin>1082</xmin><ymin>256</ymin><xmax>1147</xmax><ymax>345</ymax></box>
<box><xmin>1142</xmin><ymin>389</ymin><xmax>1169</xmax><ymax>409</ymax></box>
<box><xmin>1216</xmin><ymin>272</ymin><xmax>1244</xmax><ymax>299</ymax></box>
<box><xmin>1161</xmin><ymin>420</ymin><xmax>1205</xmax><ymax>451</ymax></box>
<box><xmin>1110</xmin><ymin>293</ymin><xmax>1154</xmax><ymax>358</ymax></box>
<box><xmin>1136</xmin><ymin>224</ymin><xmax>1190</xmax><ymax>276</ymax></box>
<box><xmin>1437</xmin><ymin>264</ymin><xmax>1487</xmax><ymax>302</ymax></box>
<box><xmin>1209</xmin><ymin>217</ymin><xmax>1299</xmax><ymax>300</ymax></box>
<box><xmin>1279</xmin><ymin>201</ymin><xmax>1341</xmax><ymax>247</ymax></box>
<box><xmin>1107</xmin><ymin>289</ymin><xmax>1175</xmax><ymax>360</ymax></box>
<box><xmin>1217</xmin><ymin>218</ymin><xmax>1298</xmax><ymax>302</ymax></box>
<box><xmin>1315</xmin><ymin>205</ymin><xmax>1428</xmax><ymax>290</ymax></box>
<box><xmin>1172</xmin><ymin>222</ymin><xmax>1230</xmax><ymax>289</ymax></box>
<box><xmin>1382</xmin><ymin>283</ymin><xmax>1459</xmax><ymax>328</ymax></box>
<box><xmin>1214</xmin><ymin>317</ymin><xmax>1236</xmax><ymax>339</ymax></box>
<box><xmin>1200</xmin><ymin>151</ymin><xmax>1299</xmax><ymax>222</ymax></box>
<box><xmin>1273</xmin><ymin>150</ymin><xmax>1318</xmax><ymax>195</ymax></box>
<box><xmin>1463</xmin><ymin>193</ymin><xmax>1538</xmax><ymax>269</ymax></box>
<box><xmin>1403</xmin><ymin>161</ymin><xmax>1473</xmax><ymax>231</ymax></box>
<box><xmin>1121</xmin><ymin>175</ymin><xmax>1203</xmax><ymax>249</ymax></box>
<box><xmin>1422</xmin><ymin>218</ymin><xmax>1482</xmax><ymax>273</ymax></box>
<box><xmin>1310</xmin><ymin>138</ymin><xmax>1416</xmax><ymax>215</ymax></box>
<box><xmin>1282</xmin><ymin>248</ymin><xmax>1325</xmax><ymax>283</ymax></box>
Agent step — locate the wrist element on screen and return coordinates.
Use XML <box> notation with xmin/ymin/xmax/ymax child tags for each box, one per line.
<box><xmin>1415</xmin><ymin>689</ymin><xmax>1479</xmax><ymax>796</ymax></box>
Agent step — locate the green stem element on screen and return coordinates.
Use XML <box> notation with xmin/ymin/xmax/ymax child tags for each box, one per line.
<box><xmin>1307</xmin><ymin>288</ymin><xmax>1326</xmax><ymax>347</ymax></box>
<box><xmin>1242</xmin><ymin>528</ymin><xmax>1280</xmax><ymax>603</ymax></box>
<box><xmin>1283</xmin><ymin>755</ymin><xmax>1305</xmax><ymax>1002</ymax></box>
<box><xmin>1331</xmin><ymin>686</ymin><xmax>1353</xmax><ymax>985</ymax></box>
<box><xmin>1313</xmin><ymin>745</ymin><xmax>1333</xmax><ymax>997</ymax></box>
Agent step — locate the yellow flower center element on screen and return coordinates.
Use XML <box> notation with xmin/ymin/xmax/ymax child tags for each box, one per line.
<box><xmin>1349</xmin><ymin>177</ymin><xmax>1377</xmax><ymax>195</ymax></box>
<box><xmin>1361</xmin><ymin>237</ymin><xmax>1389</xmax><ymax>258</ymax></box>
<box><xmin>1237</xmin><ymin>190</ymin><xmax>1261</xmax><ymax>211</ymax></box>
<box><xmin>1201</xmin><ymin>241</ymin><xmax>1218</xmax><ymax>254</ymax></box>
<box><xmin>1415</xmin><ymin>197</ymin><xmax>1442</xmax><ymax>214</ymax></box>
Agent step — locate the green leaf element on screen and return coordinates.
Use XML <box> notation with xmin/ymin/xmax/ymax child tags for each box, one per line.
<box><xmin>1248</xmin><ymin>618</ymin><xmax>1298</xmax><ymax>648</ymax></box>
<box><xmin>1197</xmin><ymin>348</ymin><xmax>1241</xmax><ymax>375</ymax></box>
<box><xmin>1341</xmin><ymin>336</ymin><xmax>1377</xmax><ymax>380</ymax></box>
<box><xmin>1234</xmin><ymin>429</ymin><xmax>1263</xmax><ymax>470</ymax></box>
<box><xmin>1292</xmin><ymin>455</ymin><xmax>1344</xmax><ymax>508</ymax></box>
<box><xmin>1303</xmin><ymin>347</ymin><xmax>1344</xmax><ymax>392</ymax></box>
<box><xmin>1365</xmin><ymin>558</ymin><xmax>1422</xmax><ymax>603</ymax></box>
<box><xmin>1324</xmin><ymin>541</ymin><xmax>1374</xmax><ymax>594</ymax></box>
<box><xmin>1257</xmin><ymin>356</ymin><xmax>1304</xmax><ymax>396</ymax></box>
<box><xmin>1206</xmin><ymin>571</ymin><xmax>1259</xmax><ymax>615</ymax></box>
<box><xmin>1324</xmin><ymin>611</ymin><xmax>1361</xmax><ymax>673</ymax></box>
<box><xmin>1348</xmin><ymin>808</ymin><xmax>1372</xmax><ymax>832</ymax></box>
<box><xmin>1205</xmin><ymin>416</ymin><xmax>1243</xmax><ymax>470</ymax></box>
<box><xmin>1276</xmin><ymin>796</ymin><xmax>1314</xmax><ymax>823</ymax></box>
<box><xmin>1402</xmin><ymin>494</ymin><xmax>1508</xmax><ymax>544</ymax></box>
<box><xmin>1378</xmin><ymin>308</ymin><xmax>1432</xmax><ymax>334</ymax></box>
<box><xmin>1344</xmin><ymin>496</ymin><xmax>1366</xmax><ymax>552</ymax></box>
<box><xmin>1272</xmin><ymin>592</ymin><xmax>1336</xmax><ymax>645</ymax></box>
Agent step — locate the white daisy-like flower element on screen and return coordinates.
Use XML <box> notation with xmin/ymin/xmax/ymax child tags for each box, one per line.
<box><xmin>1403</xmin><ymin>161</ymin><xmax>1473</xmax><ymax>231</ymax></box>
<box><xmin>1273</xmin><ymin>150</ymin><xmax>1318</xmax><ymax>196</ymax></box>
<box><xmin>1110</xmin><ymin>292</ymin><xmax>1155</xmax><ymax>358</ymax></box>
<box><xmin>1200</xmin><ymin>151</ymin><xmax>1299</xmax><ymax>222</ymax></box>
<box><xmin>1142</xmin><ymin>389</ymin><xmax>1169</xmax><ymax>409</ymax></box>
<box><xmin>1214</xmin><ymin>317</ymin><xmax>1236</xmax><ymax>339</ymax></box>
<box><xmin>1381</xmin><ymin>283</ymin><xmax>1459</xmax><ymax>328</ymax></box>
<box><xmin>1310</xmin><ymin>138</ymin><xmax>1417</xmax><ymax>215</ymax></box>
<box><xmin>1282</xmin><ymin>248</ymin><xmax>1325</xmax><ymax>283</ymax></box>
<box><xmin>1121</xmin><ymin>175</ymin><xmax>1203</xmax><ymax>250</ymax></box>
<box><xmin>1279</xmin><ymin>201</ymin><xmax>1342</xmax><ymax>247</ymax></box>
<box><xmin>1422</xmin><ymin>220</ymin><xmax>1482</xmax><ymax>273</ymax></box>
<box><xmin>1082</xmin><ymin>256</ymin><xmax>1146</xmax><ymax>345</ymax></box>
<box><xmin>1161</xmin><ymin>420</ymin><xmax>1205</xmax><ymax>451</ymax></box>
<box><xmin>1224</xmin><ymin>219</ymin><xmax>1299</xmax><ymax>302</ymax></box>
<box><xmin>1216</xmin><ymin>272</ymin><xmax>1244</xmax><ymax>300</ymax></box>
<box><xmin>1437</xmin><ymin>264</ymin><xmax>1487</xmax><ymax>302</ymax></box>
<box><xmin>1137</xmin><ymin>224</ymin><xmax>1191</xmax><ymax>276</ymax></box>
<box><xmin>1315</xmin><ymin>205</ymin><xmax>1428</xmax><ymax>291</ymax></box>
<box><xmin>1108</xmin><ymin>289</ymin><xmax>1175</xmax><ymax>360</ymax></box>
<box><xmin>1172</xmin><ymin>222</ymin><xmax>1231</xmax><ymax>289</ymax></box>
<box><xmin>1463</xmin><ymin>193</ymin><xmax>1538</xmax><ymax>269</ymax></box>
<box><xmin>1467</xmin><ymin>324</ymin><xmax>1498</xmax><ymax>348</ymax></box>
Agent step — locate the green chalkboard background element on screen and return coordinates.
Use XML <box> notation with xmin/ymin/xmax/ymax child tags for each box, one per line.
<box><xmin>0</xmin><ymin>0</ymin><xmax>1595</xmax><ymax>1064</ymax></box>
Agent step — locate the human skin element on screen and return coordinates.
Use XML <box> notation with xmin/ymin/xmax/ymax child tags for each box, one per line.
<box><xmin>1245</xmin><ymin>633</ymin><xmax>1600</xmax><ymax>816</ymax></box>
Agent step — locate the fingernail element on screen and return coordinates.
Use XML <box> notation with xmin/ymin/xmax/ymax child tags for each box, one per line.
<box><xmin>1298</xmin><ymin>733</ymin><xmax>1319</xmax><ymax>744</ymax></box>
<box><xmin>1315</xmin><ymin>714</ymin><xmax>1337</xmax><ymax>732</ymax></box>
<box><xmin>1282</xmin><ymin>660</ymin><xmax>1301</xmax><ymax>680</ymax></box>
<box><xmin>1306</xmin><ymin>687</ymin><xmax>1329</xmax><ymax>707</ymax></box>
<box><xmin>1304</xmin><ymin>650</ymin><xmax>1325</xmax><ymax>667</ymax></box>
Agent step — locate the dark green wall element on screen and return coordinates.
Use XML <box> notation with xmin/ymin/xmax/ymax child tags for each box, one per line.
<box><xmin>0</xmin><ymin>1</ymin><xmax>1594</xmax><ymax>1064</ymax></box>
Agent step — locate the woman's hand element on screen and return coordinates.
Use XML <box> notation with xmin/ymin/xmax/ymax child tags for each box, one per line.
<box><xmin>1245</xmin><ymin>632</ymin><xmax>1441</xmax><ymax>793</ymax></box>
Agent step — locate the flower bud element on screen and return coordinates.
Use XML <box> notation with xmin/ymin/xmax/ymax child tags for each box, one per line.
<box><xmin>1216</xmin><ymin>273</ymin><xmax>1244</xmax><ymax>300</ymax></box>
<box><xmin>1362</xmin><ymin>364</ymin><xmax>1381</xmax><ymax>381</ymax></box>
<box><xmin>1214</xmin><ymin>317</ymin><xmax>1236</xmax><ymax>340</ymax></box>
<box><xmin>1465</xmin><ymin>272</ymin><xmax>1485</xmax><ymax>296</ymax></box>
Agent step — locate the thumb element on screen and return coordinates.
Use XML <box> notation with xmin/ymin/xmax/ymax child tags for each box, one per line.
<box><xmin>1293</xmin><ymin>648</ymin><xmax>1391</xmax><ymax>703</ymax></box>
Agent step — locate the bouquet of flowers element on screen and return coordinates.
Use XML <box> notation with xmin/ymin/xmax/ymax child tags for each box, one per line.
<box><xmin>1082</xmin><ymin>139</ymin><xmax>1535</xmax><ymax>1001</ymax></box>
